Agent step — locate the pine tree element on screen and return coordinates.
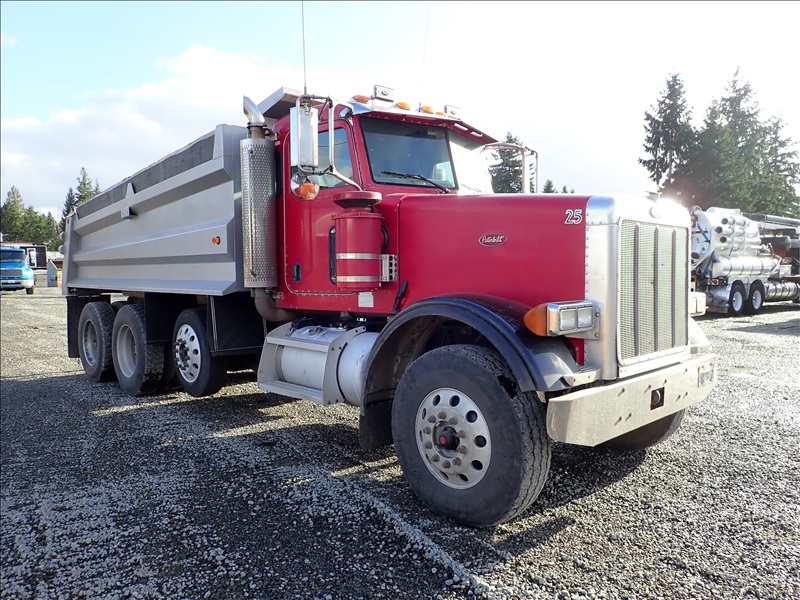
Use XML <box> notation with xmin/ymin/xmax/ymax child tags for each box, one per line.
<box><xmin>639</xmin><ymin>74</ymin><xmax>696</xmax><ymax>190</ymax></box>
<box><xmin>60</xmin><ymin>188</ymin><xmax>78</xmax><ymax>234</ymax></box>
<box><xmin>489</xmin><ymin>133</ymin><xmax>525</xmax><ymax>193</ymax></box>
<box><xmin>75</xmin><ymin>167</ymin><xmax>100</xmax><ymax>205</ymax></box>
<box><xmin>59</xmin><ymin>167</ymin><xmax>101</xmax><ymax>233</ymax></box>
<box><xmin>666</xmin><ymin>71</ymin><xmax>799</xmax><ymax>216</ymax></box>
<box><xmin>0</xmin><ymin>187</ymin><xmax>27</xmax><ymax>241</ymax></box>
<box><xmin>541</xmin><ymin>179</ymin><xmax>556</xmax><ymax>193</ymax></box>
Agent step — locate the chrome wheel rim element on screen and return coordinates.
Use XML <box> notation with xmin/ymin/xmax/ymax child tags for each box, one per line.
<box><xmin>415</xmin><ymin>387</ymin><xmax>491</xmax><ymax>489</ymax></box>
<box><xmin>175</xmin><ymin>323</ymin><xmax>201</xmax><ymax>383</ymax></box>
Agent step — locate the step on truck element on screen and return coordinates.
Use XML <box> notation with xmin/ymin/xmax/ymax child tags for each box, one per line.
<box><xmin>62</xmin><ymin>85</ymin><xmax>718</xmax><ymax>527</ymax></box>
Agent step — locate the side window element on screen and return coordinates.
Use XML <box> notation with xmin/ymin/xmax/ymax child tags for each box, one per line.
<box><xmin>317</xmin><ymin>129</ymin><xmax>354</xmax><ymax>189</ymax></box>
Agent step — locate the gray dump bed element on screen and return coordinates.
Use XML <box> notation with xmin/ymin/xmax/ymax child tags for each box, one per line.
<box><xmin>62</xmin><ymin>125</ymin><xmax>249</xmax><ymax>296</ymax></box>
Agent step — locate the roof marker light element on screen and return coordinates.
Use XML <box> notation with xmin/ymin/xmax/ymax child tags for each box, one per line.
<box><xmin>352</xmin><ymin>94</ymin><xmax>370</xmax><ymax>103</ymax></box>
<box><xmin>420</xmin><ymin>105</ymin><xmax>435</xmax><ymax>114</ymax></box>
<box><xmin>396</xmin><ymin>101</ymin><xmax>411</xmax><ymax>110</ymax></box>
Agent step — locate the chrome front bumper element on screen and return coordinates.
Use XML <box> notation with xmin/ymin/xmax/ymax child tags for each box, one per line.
<box><xmin>546</xmin><ymin>353</ymin><xmax>717</xmax><ymax>446</ymax></box>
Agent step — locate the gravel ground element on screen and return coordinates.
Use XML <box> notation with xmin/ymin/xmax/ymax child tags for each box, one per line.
<box><xmin>1</xmin><ymin>282</ymin><xmax>798</xmax><ymax>600</ymax></box>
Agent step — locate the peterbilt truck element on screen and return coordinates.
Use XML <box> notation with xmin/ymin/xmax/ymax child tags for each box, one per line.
<box><xmin>690</xmin><ymin>206</ymin><xmax>800</xmax><ymax>315</ymax></box>
<box><xmin>62</xmin><ymin>84</ymin><xmax>717</xmax><ymax>527</ymax></box>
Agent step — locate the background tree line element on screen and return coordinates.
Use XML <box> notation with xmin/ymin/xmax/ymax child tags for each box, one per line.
<box><xmin>0</xmin><ymin>168</ymin><xmax>99</xmax><ymax>251</ymax></box>
<box><xmin>640</xmin><ymin>70</ymin><xmax>799</xmax><ymax>217</ymax></box>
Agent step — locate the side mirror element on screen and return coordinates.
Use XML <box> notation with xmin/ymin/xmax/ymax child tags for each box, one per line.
<box><xmin>290</xmin><ymin>97</ymin><xmax>319</xmax><ymax>170</ymax></box>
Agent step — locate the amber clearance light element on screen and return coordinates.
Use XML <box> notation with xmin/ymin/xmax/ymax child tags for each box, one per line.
<box><xmin>524</xmin><ymin>301</ymin><xmax>596</xmax><ymax>337</ymax></box>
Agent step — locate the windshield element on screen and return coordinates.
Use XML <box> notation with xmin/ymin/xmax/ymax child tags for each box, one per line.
<box><xmin>1</xmin><ymin>249</ymin><xmax>26</xmax><ymax>263</ymax></box>
<box><xmin>361</xmin><ymin>118</ymin><xmax>494</xmax><ymax>194</ymax></box>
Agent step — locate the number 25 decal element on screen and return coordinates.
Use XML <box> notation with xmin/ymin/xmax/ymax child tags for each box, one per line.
<box><xmin>565</xmin><ymin>209</ymin><xmax>583</xmax><ymax>224</ymax></box>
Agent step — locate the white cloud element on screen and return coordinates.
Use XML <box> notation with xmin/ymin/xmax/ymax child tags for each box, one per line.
<box><xmin>0</xmin><ymin>45</ymin><xmax>308</xmax><ymax>214</ymax></box>
<box><xmin>0</xmin><ymin>31</ymin><xmax>17</xmax><ymax>47</ymax></box>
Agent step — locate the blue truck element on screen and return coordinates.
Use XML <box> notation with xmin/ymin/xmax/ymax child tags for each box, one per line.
<box><xmin>0</xmin><ymin>247</ymin><xmax>36</xmax><ymax>294</ymax></box>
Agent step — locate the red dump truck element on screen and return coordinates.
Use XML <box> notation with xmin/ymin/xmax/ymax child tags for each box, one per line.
<box><xmin>62</xmin><ymin>84</ymin><xmax>717</xmax><ymax>527</ymax></box>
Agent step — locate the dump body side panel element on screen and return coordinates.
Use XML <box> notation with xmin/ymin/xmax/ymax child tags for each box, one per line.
<box><xmin>62</xmin><ymin>125</ymin><xmax>249</xmax><ymax>296</ymax></box>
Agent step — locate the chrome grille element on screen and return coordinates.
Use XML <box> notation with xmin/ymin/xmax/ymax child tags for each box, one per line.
<box><xmin>1</xmin><ymin>269</ymin><xmax>23</xmax><ymax>277</ymax></box>
<box><xmin>619</xmin><ymin>221</ymin><xmax>688</xmax><ymax>361</ymax></box>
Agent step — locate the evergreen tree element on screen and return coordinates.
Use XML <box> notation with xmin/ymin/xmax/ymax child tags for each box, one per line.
<box><xmin>0</xmin><ymin>187</ymin><xmax>27</xmax><ymax>241</ymax></box>
<box><xmin>561</xmin><ymin>185</ymin><xmax>575</xmax><ymax>194</ymax></box>
<box><xmin>639</xmin><ymin>74</ymin><xmax>696</xmax><ymax>189</ymax></box>
<box><xmin>488</xmin><ymin>133</ymin><xmax>538</xmax><ymax>193</ymax></box>
<box><xmin>61</xmin><ymin>168</ymin><xmax>101</xmax><ymax>232</ymax></box>
<box><xmin>60</xmin><ymin>188</ymin><xmax>77</xmax><ymax>234</ymax></box>
<box><xmin>541</xmin><ymin>179</ymin><xmax>557</xmax><ymax>193</ymax></box>
<box><xmin>665</xmin><ymin>71</ymin><xmax>799</xmax><ymax>216</ymax></box>
<box><xmin>75</xmin><ymin>167</ymin><xmax>100</xmax><ymax>204</ymax></box>
<box><xmin>489</xmin><ymin>133</ymin><xmax>525</xmax><ymax>193</ymax></box>
<box><xmin>44</xmin><ymin>213</ymin><xmax>60</xmax><ymax>251</ymax></box>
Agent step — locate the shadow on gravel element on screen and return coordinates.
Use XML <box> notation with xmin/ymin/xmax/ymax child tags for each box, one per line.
<box><xmin>728</xmin><ymin>317</ymin><xmax>800</xmax><ymax>335</ymax></box>
<box><xmin>539</xmin><ymin>443</ymin><xmax>647</xmax><ymax>508</ymax></box>
<box><xmin>694</xmin><ymin>302</ymin><xmax>799</xmax><ymax>322</ymax></box>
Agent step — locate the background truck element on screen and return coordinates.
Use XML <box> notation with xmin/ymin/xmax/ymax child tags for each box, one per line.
<box><xmin>0</xmin><ymin>246</ymin><xmax>36</xmax><ymax>294</ymax></box>
<box><xmin>61</xmin><ymin>84</ymin><xmax>717</xmax><ymax>527</ymax></box>
<box><xmin>690</xmin><ymin>206</ymin><xmax>800</xmax><ymax>315</ymax></box>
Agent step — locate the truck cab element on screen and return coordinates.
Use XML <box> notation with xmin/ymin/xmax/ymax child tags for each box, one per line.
<box><xmin>0</xmin><ymin>247</ymin><xmax>36</xmax><ymax>295</ymax></box>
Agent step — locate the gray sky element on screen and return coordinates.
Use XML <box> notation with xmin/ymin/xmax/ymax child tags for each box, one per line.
<box><xmin>2</xmin><ymin>0</ymin><xmax>798</xmax><ymax>216</ymax></box>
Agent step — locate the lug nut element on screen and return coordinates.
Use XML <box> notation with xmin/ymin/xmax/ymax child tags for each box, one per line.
<box><xmin>458</xmin><ymin>445</ymin><xmax>467</xmax><ymax>454</ymax></box>
<box><xmin>428</xmin><ymin>415</ymin><xmax>436</xmax><ymax>423</ymax></box>
<box><xmin>442</xmin><ymin>460</ymin><xmax>451</xmax><ymax>469</ymax></box>
<box><xmin>424</xmin><ymin>442</ymin><xmax>433</xmax><ymax>449</ymax></box>
<box><xmin>431</xmin><ymin>455</ymin><xmax>440</xmax><ymax>463</ymax></box>
<box><xmin>437</xmin><ymin>411</ymin><xmax>447</xmax><ymax>420</ymax></box>
<box><xmin>423</xmin><ymin>427</ymin><xmax>431</xmax><ymax>434</ymax></box>
<box><xmin>448</xmin><ymin>417</ymin><xmax>458</xmax><ymax>425</ymax></box>
<box><xmin>453</xmin><ymin>458</ymin><xmax>462</xmax><ymax>466</ymax></box>
<box><xmin>457</xmin><ymin>430</ymin><xmax>466</xmax><ymax>438</ymax></box>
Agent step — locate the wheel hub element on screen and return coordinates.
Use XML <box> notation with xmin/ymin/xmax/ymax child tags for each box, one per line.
<box><xmin>174</xmin><ymin>324</ymin><xmax>201</xmax><ymax>382</ymax></box>
<box><xmin>415</xmin><ymin>388</ymin><xmax>491</xmax><ymax>489</ymax></box>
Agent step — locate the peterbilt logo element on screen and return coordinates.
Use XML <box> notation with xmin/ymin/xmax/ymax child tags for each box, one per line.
<box><xmin>479</xmin><ymin>234</ymin><xmax>508</xmax><ymax>247</ymax></box>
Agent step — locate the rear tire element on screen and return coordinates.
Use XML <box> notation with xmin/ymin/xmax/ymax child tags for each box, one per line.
<box><xmin>602</xmin><ymin>409</ymin><xmax>686</xmax><ymax>450</ymax></box>
<box><xmin>78</xmin><ymin>302</ymin><xmax>117</xmax><ymax>382</ymax></box>
<box><xmin>26</xmin><ymin>287</ymin><xmax>34</xmax><ymax>295</ymax></box>
<box><xmin>728</xmin><ymin>282</ymin><xmax>746</xmax><ymax>316</ymax></box>
<box><xmin>744</xmin><ymin>282</ymin><xmax>764</xmax><ymax>314</ymax></box>
<box><xmin>172</xmin><ymin>308</ymin><xmax>226</xmax><ymax>397</ymax></box>
<box><xmin>112</xmin><ymin>304</ymin><xmax>164</xmax><ymax>396</ymax></box>
<box><xmin>392</xmin><ymin>345</ymin><xmax>551</xmax><ymax>528</ymax></box>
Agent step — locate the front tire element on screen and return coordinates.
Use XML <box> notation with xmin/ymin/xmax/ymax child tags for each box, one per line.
<box><xmin>112</xmin><ymin>304</ymin><xmax>164</xmax><ymax>396</ymax></box>
<box><xmin>26</xmin><ymin>286</ymin><xmax>34</xmax><ymax>295</ymax></box>
<box><xmin>78</xmin><ymin>301</ymin><xmax>116</xmax><ymax>382</ymax></box>
<box><xmin>392</xmin><ymin>345</ymin><xmax>551</xmax><ymax>528</ymax></box>
<box><xmin>172</xmin><ymin>308</ymin><xmax>226</xmax><ymax>397</ymax></box>
<box><xmin>602</xmin><ymin>409</ymin><xmax>686</xmax><ymax>450</ymax></box>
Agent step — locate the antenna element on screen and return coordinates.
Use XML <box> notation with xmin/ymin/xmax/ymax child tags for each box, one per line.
<box><xmin>418</xmin><ymin>12</ymin><xmax>430</xmax><ymax>110</ymax></box>
<box><xmin>301</xmin><ymin>0</ymin><xmax>308</xmax><ymax>94</ymax></box>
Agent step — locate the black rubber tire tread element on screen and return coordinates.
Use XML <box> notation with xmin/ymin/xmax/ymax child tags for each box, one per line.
<box><xmin>157</xmin><ymin>343</ymin><xmax>182</xmax><ymax>393</ymax></box>
<box><xmin>26</xmin><ymin>287</ymin><xmax>34</xmax><ymax>295</ymax></box>
<box><xmin>392</xmin><ymin>344</ymin><xmax>552</xmax><ymax>528</ymax></box>
<box><xmin>744</xmin><ymin>282</ymin><xmax>765</xmax><ymax>315</ymax></box>
<box><xmin>112</xmin><ymin>303</ymin><xmax>164</xmax><ymax>396</ymax></box>
<box><xmin>728</xmin><ymin>282</ymin><xmax>746</xmax><ymax>316</ymax></box>
<box><xmin>110</xmin><ymin>300</ymin><xmax>129</xmax><ymax>314</ymax></box>
<box><xmin>78</xmin><ymin>301</ymin><xmax>117</xmax><ymax>382</ymax></box>
<box><xmin>172</xmin><ymin>308</ymin><xmax>226</xmax><ymax>398</ymax></box>
<box><xmin>602</xmin><ymin>409</ymin><xmax>686</xmax><ymax>450</ymax></box>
